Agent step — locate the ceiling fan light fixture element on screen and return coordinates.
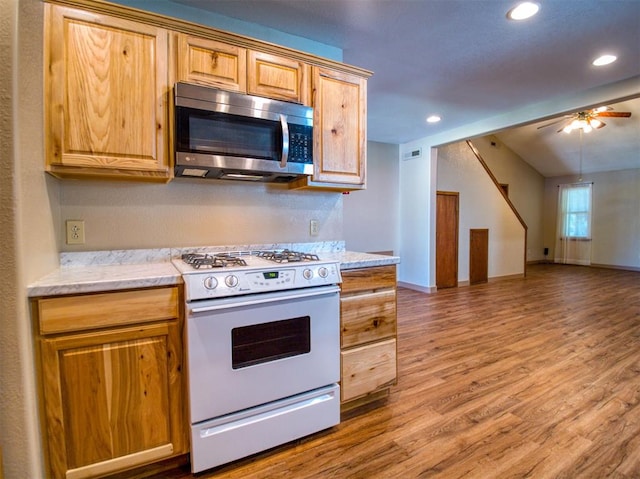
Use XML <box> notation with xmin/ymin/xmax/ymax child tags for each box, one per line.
<box><xmin>592</xmin><ymin>54</ymin><xmax>617</xmax><ymax>66</ymax></box>
<box><xmin>507</xmin><ymin>2</ymin><xmax>540</xmax><ymax>20</ymax></box>
<box><xmin>426</xmin><ymin>115</ymin><xmax>441</xmax><ymax>123</ymax></box>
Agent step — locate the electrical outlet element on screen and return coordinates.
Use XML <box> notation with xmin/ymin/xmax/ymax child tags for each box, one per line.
<box><xmin>310</xmin><ymin>219</ymin><xmax>319</xmax><ymax>236</ymax></box>
<box><xmin>66</xmin><ymin>220</ymin><xmax>85</xmax><ymax>245</ymax></box>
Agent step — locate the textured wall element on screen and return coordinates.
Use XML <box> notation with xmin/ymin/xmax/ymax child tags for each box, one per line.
<box><xmin>59</xmin><ymin>180</ymin><xmax>343</xmax><ymax>252</ymax></box>
<box><xmin>473</xmin><ymin>136</ymin><xmax>546</xmax><ymax>262</ymax></box>
<box><xmin>2</xmin><ymin>1</ymin><xmax>58</xmax><ymax>477</ymax></box>
<box><xmin>343</xmin><ymin>141</ymin><xmax>400</xmax><ymax>254</ymax></box>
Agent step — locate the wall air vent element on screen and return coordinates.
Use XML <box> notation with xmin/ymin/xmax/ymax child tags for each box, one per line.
<box><xmin>403</xmin><ymin>148</ymin><xmax>422</xmax><ymax>160</ymax></box>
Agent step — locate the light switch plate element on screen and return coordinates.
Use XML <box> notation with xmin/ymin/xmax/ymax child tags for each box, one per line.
<box><xmin>66</xmin><ymin>220</ymin><xmax>85</xmax><ymax>245</ymax></box>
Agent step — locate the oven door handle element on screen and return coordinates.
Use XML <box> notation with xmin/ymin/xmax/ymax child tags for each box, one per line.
<box><xmin>190</xmin><ymin>286</ymin><xmax>340</xmax><ymax>314</ymax></box>
<box><xmin>279</xmin><ymin>114</ymin><xmax>289</xmax><ymax>168</ymax></box>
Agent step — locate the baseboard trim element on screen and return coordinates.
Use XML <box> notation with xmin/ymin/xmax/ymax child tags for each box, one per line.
<box><xmin>397</xmin><ymin>281</ymin><xmax>436</xmax><ymax>293</ymax></box>
<box><xmin>489</xmin><ymin>273</ymin><xmax>525</xmax><ymax>282</ymax></box>
<box><xmin>591</xmin><ymin>263</ymin><xmax>640</xmax><ymax>273</ymax></box>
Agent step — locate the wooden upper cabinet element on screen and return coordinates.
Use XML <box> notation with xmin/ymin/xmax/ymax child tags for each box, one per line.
<box><xmin>176</xmin><ymin>36</ymin><xmax>309</xmax><ymax>104</ymax></box>
<box><xmin>247</xmin><ymin>51</ymin><xmax>310</xmax><ymax>104</ymax></box>
<box><xmin>44</xmin><ymin>4</ymin><xmax>171</xmax><ymax>181</ymax></box>
<box><xmin>311</xmin><ymin>67</ymin><xmax>367</xmax><ymax>187</ymax></box>
<box><xmin>177</xmin><ymin>34</ymin><xmax>247</xmax><ymax>92</ymax></box>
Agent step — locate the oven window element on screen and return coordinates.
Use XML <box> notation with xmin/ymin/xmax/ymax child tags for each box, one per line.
<box><xmin>231</xmin><ymin>316</ymin><xmax>311</xmax><ymax>369</ymax></box>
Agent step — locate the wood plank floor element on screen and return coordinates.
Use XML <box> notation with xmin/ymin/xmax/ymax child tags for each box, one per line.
<box><xmin>166</xmin><ymin>264</ymin><xmax>640</xmax><ymax>479</ymax></box>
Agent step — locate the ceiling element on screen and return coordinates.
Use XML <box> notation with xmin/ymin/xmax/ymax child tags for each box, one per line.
<box><xmin>169</xmin><ymin>0</ymin><xmax>640</xmax><ymax>177</ymax></box>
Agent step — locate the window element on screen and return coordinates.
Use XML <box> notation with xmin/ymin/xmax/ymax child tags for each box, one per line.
<box><xmin>555</xmin><ymin>182</ymin><xmax>593</xmax><ymax>265</ymax></box>
<box><xmin>560</xmin><ymin>183</ymin><xmax>592</xmax><ymax>239</ymax></box>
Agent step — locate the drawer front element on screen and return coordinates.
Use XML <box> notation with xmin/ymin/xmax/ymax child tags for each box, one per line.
<box><xmin>341</xmin><ymin>338</ymin><xmax>397</xmax><ymax>402</ymax></box>
<box><xmin>177</xmin><ymin>34</ymin><xmax>247</xmax><ymax>92</ymax></box>
<box><xmin>341</xmin><ymin>289</ymin><xmax>396</xmax><ymax>348</ymax></box>
<box><xmin>248</xmin><ymin>51</ymin><xmax>310</xmax><ymax>104</ymax></box>
<box><xmin>341</xmin><ymin>265</ymin><xmax>396</xmax><ymax>294</ymax></box>
<box><xmin>37</xmin><ymin>287</ymin><xmax>180</xmax><ymax>334</ymax></box>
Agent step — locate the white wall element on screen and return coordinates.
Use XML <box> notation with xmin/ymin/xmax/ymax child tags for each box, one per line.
<box><xmin>437</xmin><ymin>142</ymin><xmax>525</xmax><ymax>282</ymax></box>
<box><xmin>473</xmin><ymin>136</ymin><xmax>546</xmax><ymax>262</ymax></box>
<box><xmin>398</xmin><ymin>140</ymin><xmax>436</xmax><ymax>291</ymax></box>
<box><xmin>543</xmin><ymin>168</ymin><xmax>640</xmax><ymax>269</ymax></box>
<box><xmin>343</xmin><ymin>141</ymin><xmax>400</xmax><ymax>254</ymax></box>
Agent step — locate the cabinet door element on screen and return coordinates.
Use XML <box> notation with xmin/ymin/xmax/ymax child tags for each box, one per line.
<box><xmin>341</xmin><ymin>338</ymin><xmax>397</xmax><ymax>402</ymax></box>
<box><xmin>248</xmin><ymin>51</ymin><xmax>310</xmax><ymax>104</ymax></box>
<box><xmin>45</xmin><ymin>5</ymin><xmax>171</xmax><ymax>181</ymax></box>
<box><xmin>41</xmin><ymin>322</ymin><xmax>185</xmax><ymax>479</ymax></box>
<box><xmin>177</xmin><ymin>34</ymin><xmax>247</xmax><ymax>92</ymax></box>
<box><xmin>312</xmin><ymin>67</ymin><xmax>367</xmax><ymax>186</ymax></box>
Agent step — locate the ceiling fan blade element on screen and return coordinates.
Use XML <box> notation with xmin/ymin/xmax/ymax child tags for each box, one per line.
<box><xmin>590</xmin><ymin>106</ymin><xmax>613</xmax><ymax>113</ymax></box>
<box><xmin>594</xmin><ymin>111</ymin><xmax>632</xmax><ymax>118</ymax></box>
<box><xmin>595</xmin><ymin>120</ymin><xmax>606</xmax><ymax>129</ymax></box>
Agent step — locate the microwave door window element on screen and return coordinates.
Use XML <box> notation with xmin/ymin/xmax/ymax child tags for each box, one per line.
<box><xmin>180</xmin><ymin>109</ymin><xmax>281</xmax><ymax>160</ymax></box>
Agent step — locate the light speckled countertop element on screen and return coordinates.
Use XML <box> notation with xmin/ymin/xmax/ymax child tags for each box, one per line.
<box><xmin>28</xmin><ymin>242</ymin><xmax>400</xmax><ymax>297</ymax></box>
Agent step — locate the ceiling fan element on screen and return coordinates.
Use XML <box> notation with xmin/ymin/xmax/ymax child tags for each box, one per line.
<box><xmin>537</xmin><ymin>106</ymin><xmax>632</xmax><ymax>133</ymax></box>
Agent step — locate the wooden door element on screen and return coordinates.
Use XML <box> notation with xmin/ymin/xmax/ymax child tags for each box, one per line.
<box><xmin>436</xmin><ymin>192</ymin><xmax>459</xmax><ymax>289</ymax></box>
<box><xmin>470</xmin><ymin>228</ymin><xmax>489</xmax><ymax>285</ymax></box>
<box><xmin>40</xmin><ymin>321</ymin><xmax>185</xmax><ymax>478</ymax></box>
<box><xmin>311</xmin><ymin>67</ymin><xmax>366</xmax><ymax>186</ymax></box>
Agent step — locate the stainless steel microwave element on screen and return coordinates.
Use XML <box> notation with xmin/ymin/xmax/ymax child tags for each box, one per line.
<box><xmin>174</xmin><ymin>82</ymin><xmax>314</xmax><ymax>183</ymax></box>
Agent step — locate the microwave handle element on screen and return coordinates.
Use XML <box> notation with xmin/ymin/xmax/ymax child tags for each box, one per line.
<box><xmin>279</xmin><ymin>114</ymin><xmax>289</xmax><ymax>168</ymax></box>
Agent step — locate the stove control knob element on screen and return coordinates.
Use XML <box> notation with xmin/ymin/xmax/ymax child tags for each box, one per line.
<box><xmin>318</xmin><ymin>267</ymin><xmax>329</xmax><ymax>278</ymax></box>
<box><xmin>225</xmin><ymin>275</ymin><xmax>239</xmax><ymax>288</ymax></box>
<box><xmin>303</xmin><ymin>268</ymin><xmax>313</xmax><ymax>280</ymax></box>
<box><xmin>203</xmin><ymin>276</ymin><xmax>218</xmax><ymax>290</ymax></box>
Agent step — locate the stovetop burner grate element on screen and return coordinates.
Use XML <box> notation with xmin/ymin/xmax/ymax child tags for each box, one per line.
<box><xmin>256</xmin><ymin>249</ymin><xmax>320</xmax><ymax>263</ymax></box>
<box><xmin>181</xmin><ymin>253</ymin><xmax>248</xmax><ymax>269</ymax></box>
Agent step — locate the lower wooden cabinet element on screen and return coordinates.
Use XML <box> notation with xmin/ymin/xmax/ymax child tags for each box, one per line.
<box><xmin>33</xmin><ymin>286</ymin><xmax>186</xmax><ymax>479</ymax></box>
<box><xmin>340</xmin><ymin>265</ymin><xmax>397</xmax><ymax>409</ymax></box>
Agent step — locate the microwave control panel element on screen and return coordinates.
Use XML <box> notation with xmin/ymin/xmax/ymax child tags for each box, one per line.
<box><xmin>289</xmin><ymin>125</ymin><xmax>313</xmax><ymax>164</ymax></box>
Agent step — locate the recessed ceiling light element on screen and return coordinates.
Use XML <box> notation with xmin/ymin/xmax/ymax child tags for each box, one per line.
<box><xmin>592</xmin><ymin>54</ymin><xmax>617</xmax><ymax>66</ymax></box>
<box><xmin>426</xmin><ymin>115</ymin><xmax>441</xmax><ymax>123</ymax></box>
<box><xmin>507</xmin><ymin>2</ymin><xmax>540</xmax><ymax>21</ymax></box>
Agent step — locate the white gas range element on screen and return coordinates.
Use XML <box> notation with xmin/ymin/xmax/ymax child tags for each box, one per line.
<box><xmin>173</xmin><ymin>249</ymin><xmax>342</xmax><ymax>301</ymax></box>
<box><xmin>172</xmin><ymin>249</ymin><xmax>342</xmax><ymax>473</ymax></box>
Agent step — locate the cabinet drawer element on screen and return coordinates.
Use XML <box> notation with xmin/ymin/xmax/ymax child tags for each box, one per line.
<box><xmin>341</xmin><ymin>338</ymin><xmax>397</xmax><ymax>402</ymax></box>
<box><xmin>37</xmin><ymin>287</ymin><xmax>179</xmax><ymax>334</ymax></box>
<box><xmin>341</xmin><ymin>289</ymin><xmax>396</xmax><ymax>348</ymax></box>
<box><xmin>341</xmin><ymin>265</ymin><xmax>396</xmax><ymax>294</ymax></box>
<box><xmin>248</xmin><ymin>51</ymin><xmax>310</xmax><ymax>104</ymax></box>
<box><xmin>177</xmin><ymin>34</ymin><xmax>247</xmax><ymax>92</ymax></box>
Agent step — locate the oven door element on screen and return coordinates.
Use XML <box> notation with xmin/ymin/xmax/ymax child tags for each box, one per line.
<box><xmin>185</xmin><ymin>285</ymin><xmax>340</xmax><ymax>424</ymax></box>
